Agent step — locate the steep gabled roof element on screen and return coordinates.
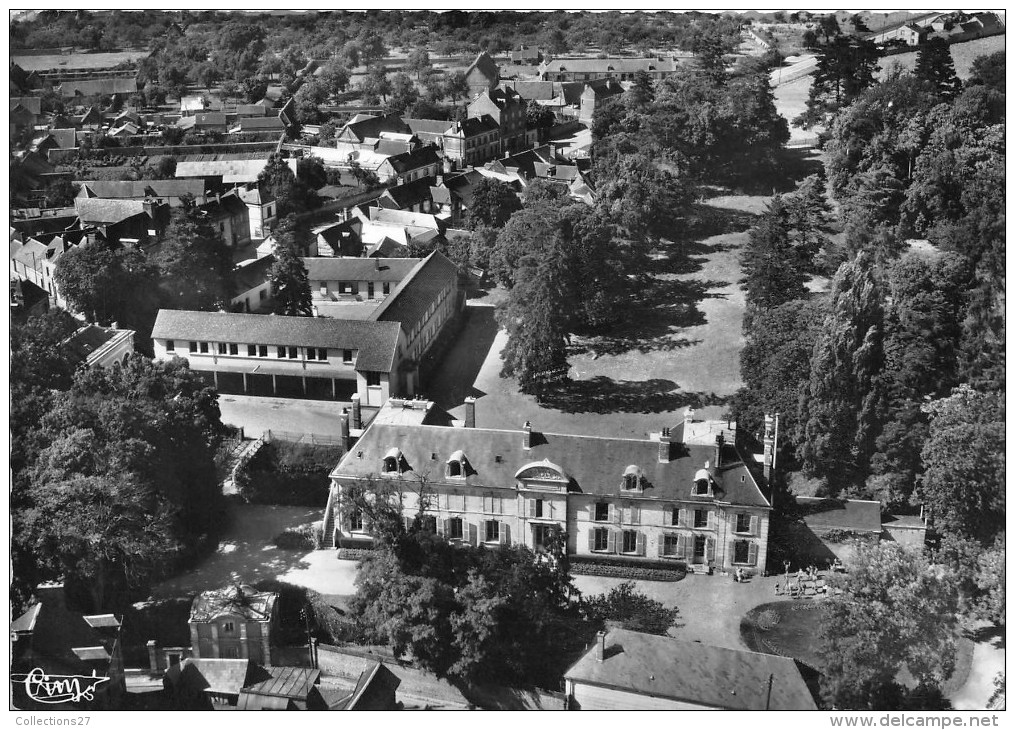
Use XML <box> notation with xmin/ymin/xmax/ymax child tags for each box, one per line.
<box><xmin>466</xmin><ymin>51</ymin><xmax>500</xmax><ymax>82</ymax></box>
<box><xmin>74</xmin><ymin>198</ymin><xmax>147</xmax><ymax>225</ymax></box>
<box><xmin>340</xmin><ymin>113</ymin><xmax>411</xmax><ymax>143</ymax></box>
<box><xmin>382</xmin><ymin>146</ymin><xmax>441</xmax><ymax>175</ymax></box>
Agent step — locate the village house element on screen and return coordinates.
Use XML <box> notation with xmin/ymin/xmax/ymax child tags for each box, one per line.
<box><xmin>58</xmin><ymin>77</ymin><xmax>138</xmax><ymax>97</ymax></box>
<box><xmin>579</xmin><ymin>78</ymin><xmax>625</xmax><ymax>123</ymax></box>
<box><xmin>74</xmin><ymin>179</ymin><xmax>208</xmax><ymax>207</ymax></box>
<box><xmin>229</xmin><ymin>115</ymin><xmax>286</xmax><ymax>137</ymax></box>
<box><xmin>538</xmin><ymin>55</ymin><xmax>685</xmax><ymax>82</ymax></box>
<box><xmin>467</xmin><ymin>87</ymin><xmax>528</xmax><ymax>155</ymax></box>
<box><xmin>326</xmin><ymin>402</ymin><xmax>773</xmax><ymax>574</ymax></box>
<box><xmin>375</xmin><ymin>145</ymin><xmax>442</xmax><ymax>185</ymax></box>
<box><xmin>510</xmin><ymin>45</ymin><xmax>541</xmax><ymax>65</ymax></box>
<box><xmin>238</xmin><ymin>185</ymin><xmax>278</xmax><ymax>240</ymax></box>
<box><xmin>231</xmin><ymin>253</ymin><xmax>275</xmax><ymax>313</ymax></box>
<box><xmin>189</xmin><ymin>584</ymin><xmax>278</xmax><ymax>665</ymax></box>
<box><xmin>175</xmin><ymin>154</ymin><xmax>297</xmax><ymax>189</ymax></box>
<box><xmin>304</xmin><ymin>256</ymin><xmax>420</xmax><ymax>314</ymax></box>
<box><xmin>10</xmin><ymin>230</ymin><xmax>91</xmax><ymax>308</ymax></box>
<box><xmin>563</xmin><ymin>629</ymin><xmax>817</xmax><ymax>710</ymax></box>
<box><xmin>74</xmin><ymin>197</ymin><xmax>170</xmax><ymax>247</ymax></box>
<box><xmin>403</xmin><ymin>115</ymin><xmax>502</xmax><ymax>168</ymax></box>
<box><xmin>62</xmin><ymin>323</ymin><xmax>136</xmax><ymax>368</ymax></box>
<box><xmin>11</xmin><ymin>582</ymin><xmax>126</xmax><ymax>710</ymax></box>
<box><xmin>151</xmin><ymin>309</ymin><xmax>406</xmax><ymax>404</ymax></box>
<box><xmin>176</xmin><ymin>112</ymin><xmax>229</xmax><ymax>134</ymax></box>
<box><xmin>199</xmin><ymin>190</ymin><xmax>251</xmax><ymax>248</ymax></box>
<box><xmin>464</xmin><ymin>51</ymin><xmax>500</xmax><ymax>98</ymax></box>
<box><xmin>336</xmin><ymin>112</ymin><xmax>412</xmax><ymax>146</ymax></box>
<box><xmin>10</xmin><ymin>277</ymin><xmax>50</xmax><ymax>322</ymax></box>
<box><xmin>10</xmin><ymin>96</ymin><xmax>41</xmax><ymax>137</ymax></box>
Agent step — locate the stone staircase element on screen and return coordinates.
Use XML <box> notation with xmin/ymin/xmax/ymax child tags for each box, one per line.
<box><xmin>220</xmin><ymin>438</ymin><xmax>265</xmax><ymax>496</ymax></box>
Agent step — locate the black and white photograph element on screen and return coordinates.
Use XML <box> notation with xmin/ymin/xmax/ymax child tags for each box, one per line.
<box><xmin>8</xmin><ymin>7</ymin><xmax>1006</xmax><ymax>719</ymax></box>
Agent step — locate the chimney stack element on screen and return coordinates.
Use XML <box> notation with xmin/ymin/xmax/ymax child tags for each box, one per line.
<box><xmin>35</xmin><ymin>582</ymin><xmax>66</xmax><ymax>610</ymax></box>
<box><xmin>714</xmin><ymin>433</ymin><xmax>724</xmax><ymax>469</ymax></box>
<box><xmin>522</xmin><ymin>420</ymin><xmax>532</xmax><ymax>450</ymax></box>
<box><xmin>762</xmin><ymin>413</ymin><xmax>778</xmax><ymax>482</ymax></box>
<box><xmin>464</xmin><ymin>396</ymin><xmax>476</xmax><ymax>428</ymax></box>
<box><xmin>658</xmin><ymin>427</ymin><xmax>672</xmax><ymax>463</ymax></box>
<box><xmin>351</xmin><ymin>394</ymin><xmax>362</xmax><ymax>431</ymax></box>
<box><xmin>147</xmin><ymin>639</ymin><xmax>159</xmax><ymax>674</ymax></box>
<box><xmin>594</xmin><ymin>631</ymin><xmax>607</xmax><ymax>662</ymax></box>
<box><xmin>340</xmin><ymin>408</ymin><xmax>351</xmax><ymax>450</ymax></box>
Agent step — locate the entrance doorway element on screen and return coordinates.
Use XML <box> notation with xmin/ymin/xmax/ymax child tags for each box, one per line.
<box><xmin>693</xmin><ymin>534</ymin><xmax>707</xmax><ymax>564</ymax></box>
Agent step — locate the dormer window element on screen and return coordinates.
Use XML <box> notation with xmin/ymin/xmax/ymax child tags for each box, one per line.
<box><xmin>621</xmin><ymin>465</ymin><xmax>643</xmax><ymax>492</ymax></box>
<box><xmin>382</xmin><ymin>447</ymin><xmax>404</xmax><ymax>474</ymax></box>
<box><xmin>446</xmin><ymin>450</ymin><xmax>470</xmax><ymax>478</ymax></box>
<box><xmin>693</xmin><ymin>467</ymin><xmax>712</xmax><ymax>496</ymax></box>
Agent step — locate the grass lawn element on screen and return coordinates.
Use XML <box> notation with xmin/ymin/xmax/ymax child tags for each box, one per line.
<box><xmin>877</xmin><ymin>35</ymin><xmax>1005</xmax><ymax>81</ymax></box>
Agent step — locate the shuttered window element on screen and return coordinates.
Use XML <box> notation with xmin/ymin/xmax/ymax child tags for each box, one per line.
<box><xmin>694</xmin><ymin>509</ymin><xmax>708</xmax><ymax>528</ymax></box>
<box><xmin>736</xmin><ymin>513</ymin><xmax>752</xmax><ymax>533</ymax></box>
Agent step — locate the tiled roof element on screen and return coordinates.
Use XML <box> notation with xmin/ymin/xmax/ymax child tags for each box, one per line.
<box><xmin>166</xmin><ymin>658</ymin><xmax>254</xmax><ymax>697</ymax></box>
<box><xmin>75</xmin><ymin>180</ymin><xmax>205</xmax><ymax>200</ymax></box>
<box><xmin>59</xmin><ymin>77</ymin><xmax>138</xmax><ymax>96</ymax></box>
<box><xmin>74</xmin><ymin>198</ymin><xmax>147</xmax><ymax>225</ymax></box>
<box><xmin>200</xmin><ymin>191</ymin><xmax>248</xmax><ymax>218</ymax></box>
<box><xmin>540</xmin><ymin>56</ymin><xmax>680</xmax><ymax>74</ymax></box>
<box><xmin>239</xmin><ymin>116</ymin><xmax>285</xmax><ymax>131</ymax></box>
<box><xmin>582</xmin><ymin>78</ymin><xmax>625</xmax><ymax>98</ymax></box>
<box><xmin>235</xmin><ymin>104</ymin><xmax>269</xmax><ymax>117</ymax></box>
<box><xmin>466</xmin><ymin>51</ymin><xmax>499</xmax><ymax>82</ymax></box>
<box><xmin>341</xmin><ymin>113</ymin><xmax>411</xmax><ymax>143</ymax></box>
<box><xmin>333</xmin><ymin>418</ymin><xmax>770</xmax><ymax>508</ymax></box>
<box><xmin>456</xmin><ymin>114</ymin><xmax>500</xmax><ymax>136</ymax></box>
<box><xmin>796</xmin><ymin>497</ymin><xmax>882</xmax><ymax>533</ymax></box>
<box><xmin>152</xmin><ymin>309</ymin><xmax>403</xmax><ymax>373</ymax></box>
<box><xmin>371</xmin><ymin>250</ymin><xmax>458</xmax><ymax>332</ymax></box>
<box><xmin>189</xmin><ymin>584</ymin><xmax>277</xmax><ymax>623</ymax></box>
<box><xmin>241</xmin><ymin>666</ymin><xmax>320</xmax><ymax>699</ymax></box>
<box><xmin>375</xmin><ymin>138</ymin><xmax>414</xmax><ymax>156</ymax></box>
<box><xmin>176</xmin><ymin>156</ymin><xmax>295</xmax><ymax>184</ymax></box>
<box><xmin>49</xmin><ymin>128</ymin><xmax>77</xmax><ymax>150</ymax></box>
<box><xmin>234</xmin><ymin>254</ymin><xmax>275</xmax><ymax>293</ymax></box>
<box><xmin>564</xmin><ymin>629</ymin><xmax>817</xmax><ymax>710</ymax></box>
<box><xmin>403</xmin><ymin>117</ymin><xmax>454</xmax><ymax>136</ymax></box>
<box><xmin>303</xmin><ymin>257</ymin><xmax>420</xmax><ymax>283</ymax></box>
<box><xmin>194</xmin><ymin>112</ymin><xmax>227</xmax><ymax>126</ymax></box>
<box><xmin>380</xmin><ymin>177</ymin><xmax>435</xmax><ymax>209</ymax></box>
<box><xmin>62</xmin><ymin>325</ymin><xmax>133</xmax><ymax>365</ymax></box>
<box><xmin>10</xmin><ymin>96</ymin><xmax>42</xmax><ymax>115</ymax></box>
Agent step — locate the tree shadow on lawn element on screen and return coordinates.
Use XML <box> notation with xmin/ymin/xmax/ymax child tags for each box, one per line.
<box><xmin>428</xmin><ymin>305</ymin><xmax>499</xmax><ymax>409</ymax></box>
<box><xmin>570</xmin><ymin>278</ymin><xmax>728</xmax><ymax>357</ymax></box>
<box><xmin>539</xmin><ymin>377</ymin><xmax>727</xmax><ymax>415</ymax></box>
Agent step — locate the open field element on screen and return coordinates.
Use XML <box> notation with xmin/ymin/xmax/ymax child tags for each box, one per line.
<box><xmin>876</xmin><ymin>35</ymin><xmax>1006</xmax><ymax>80</ymax></box>
<box><xmin>12</xmin><ymin>50</ymin><xmax>148</xmax><ymax>71</ymax></box>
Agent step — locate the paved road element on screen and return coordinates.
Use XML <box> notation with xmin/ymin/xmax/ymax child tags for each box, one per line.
<box><xmin>218</xmin><ymin>394</ymin><xmax>349</xmax><ymax>439</ymax></box>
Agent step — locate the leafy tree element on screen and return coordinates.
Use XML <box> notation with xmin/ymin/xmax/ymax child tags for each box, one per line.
<box><xmin>914</xmin><ymin>37</ymin><xmax>960</xmax><ymax>99</ymax></box>
<box><xmin>819</xmin><ymin>543</ymin><xmax>959</xmax><ymax>709</ymax></box>
<box><xmin>525</xmin><ymin>99</ymin><xmax>555</xmax><ymax>130</ymax></box>
<box><xmin>406</xmin><ymin>48</ymin><xmax>432</xmax><ymax>80</ymax></box>
<box><xmin>269</xmin><ymin>218</ymin><xmax>313</xmax><ymax>316</ymax></box>
<box><xmin>319</xmin><ymin>58</ymin><xmax>351</xmax><ymax>97</ymax></box>
<box><xmin>154</xmin><ymin>199</ymin><xmax>234</xmax><ymax>311</ymax></box>
<box><xmin>348</xmin><ymin>160</ymin><xmax>380</xmax><ymax>190</ymax></box>
<box><xmin>683</xmin><ymin>14</ymin><xmax>742</xmax><ymax>81</ymax></box>
<box><xmin>740</xmin><ymin>196</ymin><xmax>811</xmax><ymax>320</ymax></box>
<box><xmin>973</xmin><ymin>535</ymin><xmax>1005</xmax><ymax>628</ymax></box>
<box><xmin>257</xmin><ymin>152</ymin><xmax>318</xmax><ymax>217</ymax></box>
<box><xmin>241</xmin><ymin>76</ymin><xmax>268</xmax><ymax>103</ymax></box>
<box><xmin>799</xmin><ymin>35</ymin><xmax>880</xmax><ymax>126</ymax></box>
<box><xmin>966</xmin><ymin>50</ymin><xmax>1005</xmax><ymax>93</ymax></box>
<box><xmin>466</xmin><ymin>178</ymin><xmax>522</xmax><ymax>230</ymax></box>
<box><xmin>582</xmin><ymin>581</ymin><xmax>679</xmax><ymax>635</ymax></box>
<box><xmin>626</xmin><ymin>69</ymin><xmax>655</xmax><ymax>108</ymax></box>
<box><xmin>43</xmin><ymin>178</ymin><xmax>77</xmax><ymax>207</ymax></box>
<box><xmin>441</xmin><ymin>70</ymin><xmax>469</xmax><ymax>103</ymax></box>
<box><xmin>798</xmin><ymin>251</ymin><xmax>885</xmax><ymax>491</ymax></box>
<box><xmin>916</xmin><ymin>386</ymin><xmax>1004</xmax><ymax>545</ymax></box>
<box><xmin>356</xmin><ymin>28</ymin><xmax>387</xmax><ymax>65</ymax></box>
<box><xmin>292</xmin><ymin>78</ymin><xmax>328</xmax><ymax>124</ymax></box>
<box><xmin>359</xmin><ymin>63</ymin><xmax>391</xmax><ymax>103</ymax></box>
<box><xmin>384</xmin><ymin>72</ymin><xmax>419</xmax><ymax>115</ymax></box>
<box><xmin>55</xmin><ymin>242</ymin><xmax>159</xmax><ymax>327</ymax></box>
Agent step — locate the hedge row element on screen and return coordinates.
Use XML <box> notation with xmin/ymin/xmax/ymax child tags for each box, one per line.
<box><xmin>570</xmin><ymin>557</ymin><xmax>687</xmax><ymax>582</ymax></box>
<box><xmin>336</xmin><ymin>547</ymin><xmax>376</xmax><ymax>561</ymax></box>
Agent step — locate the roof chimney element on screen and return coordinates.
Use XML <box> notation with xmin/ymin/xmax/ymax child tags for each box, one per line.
<box><xmin>658</xmin><ymin>427</ymin><xmax>671</xmax><ymax>463</ymax></box>
<box><xmin>351</xmin><ymin>393</ymin><xmax>362</xmax><ymax>431</ymax></box>
<box><xmin>594</xmin><ymin>630</ymin><xmax>606</xmax><ymax>662</ymax></box>
<box><xmin>340</xmin><ymin>408</ymin><xmax>351</xmax><ymax>450</ymax></box>
<box><xmin>522</xmin><ymin>420</ymin><xmax>532</xmax><ymax>450</ymax></box>
<box><xmin>464</xmin><ymin>396</ymin><xmax>476</xmax><ymax>429</ymax></box>
<box><xmin>714</xmin><ymin>433</ymin><xmax>724</xmax><ymax>469</ymax></box>
<box><xmin>763</xmin><ymin>413</ymin><xmax>778</xmax><ymax>483</ymax></box>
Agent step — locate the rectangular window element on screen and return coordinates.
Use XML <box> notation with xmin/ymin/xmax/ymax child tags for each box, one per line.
<box><xmin>189</xmin><ymin>341</ymin><xmax>197</xmax><ymax>353</ymax></box>
<box><xmin>350</xmin><ymin>510</ymin><xmax>363</xmax><ymax>531</ymax></box>
<box><xmin>199</xmin><ymin>342</ymin><xmax>209</xmax><ymax>353</ymax></box>
<box><xmin>307</xmin><ymin>348</ymin><xmax>317</xmax><ymax>361</ymax></box>
<box><xmin>622</xmin><ymin>530</ymin><xmax>638</xmax><ymax>554</ymax></box>
<box><xmin>277</xmin><ymin>346</ymin><xmax>286</xmax><ymax>359</ymax></box>
<box><xmin>736</xmin><ymin>513</ymin><xmax>752</xmax><ymax>533</ymax></box>
<box><xmin>259</xmin><ymin>289</ymin><xmax>267</xmax><ymax>301</ymax></box>
<box><xmin>448</xmin><ymin>517</ymin><xmax>464</xmax><ymax>540</ymax></box>
<box><xmin>248</xmin><ymin>344</ymin><xmax>257</xmax><ymax>357</ymax></box>
<box><xmin>485</xmin><ymin>520</ymin><xmax>500</xmax><ymax>543</ymax></box>
<box><xmin>223</xmin><ymin>621</ymin><xmax>235</xmax><ymax>634</ymax></box>
<box><xmin>734</xmin><ymin>540</ymin><xmax>751</xmax><ymax>565</ymax></box>
<box><xmin>218</xmin><ymin>343</ymin><xmax>227</xmax><ymax>355</ymax></box>
<box><xmin>229</xmin><ymin>343</ymin><xmax>238</xmax><ymax>356</ymax></box>
<box><xmin>166</xmin><ymin>340</ymin><xmax>175</xmax><ymax>352</ymax></box>
<box><xmin>593</xmin><ymin>527</ymin><xmax>610</xmax><ymax>551</ymax></box>
<box><xmin>343</xmin><ymin>349</ymin><xmax>353</xmax><ymax>364</ymax></box>
<box><xmin>663</xmin><ymin>534</ymin><xmax>680</xmax><ymax>557</ymax></box>
<box><xmin>534</xmin><ymin>499</ymin><xmax>543</xmax><ymax>518</ymax></box>
<box><xmin>258</xmin><ymin>345</ymin><xmax>268</xmax><ymax>358</ymax></box>
<box><xmin>368</xmin><ymin>282</ymin><xmax>375</xmax><ymax>298</ymax></box>
<box><xmin>694</xmin><ymin>509</ymin><xmax>708</xmax><ymax>528</ymax></box>
<box><xmin>317</xmin><ymin>348</ymin><xmax>328</xmax><ymax>361</ymax></box>
<box><xmin>670</xmin><ymin>507</ymin><xmax>680</xmax><ymax>527</ymax></box>
<box><xmin>383</xmin><ymin>282</ymin><xmax>391</xmax><ymax>295</ymax></box>
<box><xmin>288</xmin><ymin>346</ymin><xmax>298</xmax><ymax>359</ymax></box>
<box><xmin>594</xmin><ymin>502</ymin><xmax>610</xmax><ymax>522</ymax></box>
<box><xmin>366</xmin><ymin>372</ymin><xmax>381</xmax><ymax>387</ymax></box>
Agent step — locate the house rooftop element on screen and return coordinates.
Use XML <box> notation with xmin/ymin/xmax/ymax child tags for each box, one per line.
<box><xmin>74</xmin><ymin>198</ymin><xmax>148</xmax><ymax>225</ymax></box>
<box><xmin>189</xmin><ymin>584</ymin><xmax>277</xmax><ymax>623</ymax></box>
<box><xmin>370</xmin><ymin>250</ymin><xmax>459</xmax><ymax>332</ymax></box>
<box><xmin>795</xmin><ymin>497</ymin><xmax>883</xmax><ymax>533</ymax></box>
<box><xmin>331</xmin><ymin>416</ymin><xmax>770</xmax><ymax>507</ymax></box>
<box><xmin>303</xmin><ymin>257</ymin><xmax>420</xmax><ymax>283</ymax></box>
<box><xmin>74</xmin><ymin>180</ymin><xmax>205</xmax><ymax>202</ymax></box>
<box><xmin>565</xmin><ymin>629</ymin><xmax>817</xmax><ymax>710</ymax></box>
<box><xmin>62</xmin><ymin>324</ymin><xmax>135</xmax><ymax>367</ymax></box>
